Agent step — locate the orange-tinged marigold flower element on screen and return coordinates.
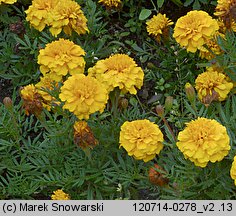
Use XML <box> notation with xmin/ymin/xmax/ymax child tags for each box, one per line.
<box><xmin>148</xmin><ymin>164</ymin><xmax>169</xmax><ymax>186</ymax></box>
<box><xmin>49</xmin><ymin>0</ymin><xmax>89</xmax><ymax>37</ymax></box>
<box><xmin>0</xmin><ymin>0</ymin><xmax>17</xmax><ymax>4</ymax></box>
<box><xmin>214</xmin><ymin>0</ymin><xmax>236</xmax><ymax>29</ymax></box>
<box><xmin>88</xmin><ymin>54</ymin><xmax>144</xmax><ymax>94</ymax></box>
<box><xmin>20</xmin><ymin>84</ymin><xmax>43</xmax><ymax>116</ymax></box>
<box><xmin>51</xmin><ymin>189</ymin><xmax>70</xmax><ymax>200</ymax></box>
<box><xmin>230</xmin><ymin>156</ymin><xmax>236</xmax><ymax>186</ymax></box>
<box><xmin>59</xmin><ymin>74</ymin><xmax>108</xmax><ymax>120</ymax></box>
<box><xmin>119</xmin><ymin>119</ymin><xmax>164</xmax><ymax>162</ymax></box>
<box><xmin>98</xmin><ymin>0</ymin><xmax>122</xmax><ymax>8</ymax></box>
<box><xmin>195</xmin><ymin>68</ymin><xmax>233</xmax><ymax>105</ymax></box>
<box><xmin>74</xmin><ymin>121</ymin><xmax>98</xmax><ymax>149</ymax></box>
<box><xmin>176</xmin><ymin>117</ymin><xmax>230</xmax><ymax>168</ymax></box>
<box><xmin>38</xmin><ymin>38</ymin><xmax>85</xmax><ymax>81</ymax></box>
<box><xmin>173</xmin><ymin>10</ymin><xmax>219</xmax><ymax>53</ymax></box>
<box><xmin>146</xmin><ymin>13</ymin><xmax>174</xmax><ymax>42</ymax></box>
<box><xmin>25</xmin><ymin>0</ymin><xmax>58</xmax><ymax>32</ymax></box>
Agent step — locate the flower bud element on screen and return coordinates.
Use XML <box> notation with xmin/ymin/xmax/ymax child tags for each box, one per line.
<box><xmin>155</xmin><ymin>105</ymin><xmax>164</xmax><ymax>118</ymax></box>
<box><xmin>3</xmin><ymin>97</ymin><xmax>13</xmax><ymax>109</ymax></box>
<box><xmin>164</xmin><ymin>96</ymin><xmax>173</xmax><ymax>112</ymax></box>
<box><xmin>185</xmin><ymin>82</ymin><xmax>196</xmax><ymax>103</ymax></box>
<box><xmin>119</xmin><ymin>98</ymin><xmax>128</xmax><ymax>109</ymax></box>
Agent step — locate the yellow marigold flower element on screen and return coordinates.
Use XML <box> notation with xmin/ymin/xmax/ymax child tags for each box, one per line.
<box><xmin>51</xmin><ymin>189</ymin><xmax>70</xmax><ymax>200</ymax></box>
<box><xmin>49</xmin><ymin>0</ymin><xmax>89</xmax><ymax>37</ymax></box>
<box><xmin>98</xmin><ymin>0</ymin><xmax>122</xmax><ymax>8</ymax></box>
<box><xmin>25</xmin><ymin>0</ymin><xmax>58</xmax><ymax>32</ymax></box>
<box><xmin>176</xmin><ymin>117</ymin><xmax>230</xmax><ymax>168</ymax></box>
<box><xmin>74</xmin><ymin>121</ymin><xmax>98</xmax><ymax>149</ymax></box>
<box><xmin>88</xmin><ymin>54</ymin><xmax>144</xmax><ymax>94</ymax></box>
<box><xmin>119</xmin><ymin>119</ymin><xmax>164</xmax><ymax>162</ymax></box>
<box><xmin>173</xmin><ymin>10</ymin><xmax>219</xmax><ymax>53</ymax></box>
<box><xmin>35</xmin><ymin>76</ymin><xmax>59</xmax><ymax>110</ymax></box>
<box><xmin>20</xmin><ymin>84</ymin><xmax>43</xmax><ymax>116</ymax></box>
<box><xmin>214</xmin><ymin>0</ymin><xmax>236</xmax><ymax>29</ymax></box>
<box><xmin>146</xmin><ymin>13</ymin><xmax>174</xmax><ymax>42</ymax></box>
<box><xmin>59</xmin><ymin>74</ymin><xmax>108</xmax><ymax>120</ymax></box>
<box><xmin>230</xmin><ymin>156</ymin><xmax>236</xmax><ymax>186</ymax></box>
<box><xmin>195</xmin><ymin>68</ymin><xmax>233</xmax><ymax>105</ymax></box>
<box><xmin>0</xmin><ymin>0</ymin><xmax>17</xmax><ymax>4</ymax></box>
<box><xmin>38</xmin><ymin>38</ymin><xmax>85</xmax><ymax>81</ymax></box>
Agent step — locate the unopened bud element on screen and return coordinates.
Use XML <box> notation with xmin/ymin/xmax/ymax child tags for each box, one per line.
<box><xmin>155</xmin><ymin>105</ymin><xmax>164</xmax><ymax>118</ymax></box>
<box><xmin>164</xmin><ymin>96</ymin><xmax>173</xmax><ymax>112</ymax></box>
<box><xmin>119</xmin><ymin>98</ymin><xmax>128</xmax><ymax>109</ymax></box>
<box><xmin>185</xmin><ymin>83</ymin><xmax>196</xmax><ymax>103</ymax></box>
<box><xmin>3</xmin><ymin>97</ymin><xmax>13</xmax><ymax>109</ymax></box>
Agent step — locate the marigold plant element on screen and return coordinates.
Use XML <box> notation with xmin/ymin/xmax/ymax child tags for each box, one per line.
<box><xmin>48</xmin><ymin>0</ymin><xmax>89</xmax><ymax>37</ymax></box>
<box><xmin>25</xmin><ymin>0</ymin><xmax>58</xmax><ymax>32</ymax></box>
<box><xmin>195</xmin><ymin>67</ymin><xmax>233</xmax><ymax>105</ymax></box>
<box><xmin>119</xmin><ymin>119</ymin><xmax>164</xmax><ymax>162</ymax></box>
<box><xmin>173</xmin><ymin>10</ymin><xmax>219</xmax><ymax>53</ymax></box>
<box><xmin>38</xmin><ymin>38</ymin><xmax>85</xmax><ymax>81</ymax></box>
<box><xmin>59</xmin><ymin>74</ymin><xmax>108</xmax><ymax>120</ymax></box>
<box><xmin>88</xmin><ymin>54</ymin><xmax>144</xmax><ymax>94</ymax></box>
<box><xmin>146</xmin><ymin>13</ymin><xmax>173</xmax><ymax>42</ymax></box>
<box><xmin>51</xmin><ymin>189</ymin><xmax>70</xmax><ymax>200</ymax></box>
<box><xmin>176</xmin><ymin>117</ymin><xmax>230</xmax><ymax>168</ymax></box>
<box><xmin>230</xmin><ymin>156</ymin><xmax>236</xmax><ymax>186</ymax></box>
<box><xmin>0</xmin><ymin>0</ymin><xmax>17</xmax><ymax>4</ymax></box>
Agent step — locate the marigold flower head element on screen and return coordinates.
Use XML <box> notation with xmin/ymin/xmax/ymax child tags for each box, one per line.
<box><xmin>35</xmin><ymin>76</ymin><xmax>59</xmax><ymax>110</ymax></box>
<box><xmin>146</xmin><ymin>13</ymin><xmax>174</xmax><ymax>42</ymax></box>
<box><xmin>230</xmin><ymin>156</ymin><xmax>236</xmax><ymax>186</ymax></box>
<box><xmin>20</xmin><ymin>84</ymin><xmax>43</xmax><ymax>116</ymax></box>
<box><xmin>25</xmin><ymin>0</ymin><xmax>57</xmax><ymax>32</ymax></box>
<box><xmin>74</xmin><ymin>121</ymin><xmax>98</xmax><ymax>149</ymax></box>
<box><xmin>195</xmin><ymin>68</ymin><xmax>233</xmax><ymax>105</ymax></box>
<box><xmin>59</xmin><ymin>74</ymin><xmax>108</xmax><ymax>120</ymax></box>
<box><xmin>214</xmin><ymin>0</ymin><xmax>236</xmax><ymax>29</ymax></box>
<box><xmin>119</xmin><ymin>119</ymin><xmax>164</xmax><ymax>162</ymax></box>
<box><xmin>88</xmin><ymin>54</ymin><xmax>144</xmax><ymax>94</ymax></box>
<box><xmin>38</xmin><ymin>38</ymin><xmax>85</xmax><ymax>81</ymax></box>
<box><xmin>51</xmin><ymin>189</ymin><xmax>70</xmax><ymax>200</ymax></box>
<box><xmin>0</xmin><ymin>0</ymin><xmax>17</xmax><ymax>4</ymax></box>
<box><xmin>98</xmin><ymin>0</ymin><xmax>122</xmax><ymax>8</ymax></box>
<box><xmin>177</xmin><ymin>117</ymin><xmax>230</xmax><ymax>168</ymax></box>
<box><xmin>49</xmin><ymin>0</ymin><xmax>89</xmax><ymax>37</ymax></box>
<box><xmin>173</xmin><ymin>10</ymin><xmax>219</xmax><ymax>53</ymax></box>
<box><xmin>148</xmin><ymin>164</ymin><xmax>169</xmax><ymax>186</ymax></box>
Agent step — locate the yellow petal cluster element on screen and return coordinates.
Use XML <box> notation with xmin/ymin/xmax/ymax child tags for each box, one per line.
<box><xmin>59</xmin><ymin>74</ymin><xmax>108</xmax><ymax>120</ymax></box>
<box><xmin>173</xmin><ymin>10</ymin><xmax>219</xmax><ymax>53</ymax></box>
<box><xmin>98</xmin><ymin>0</ymin><xmax>122</xmax><ymax>8</ymax></box>
<box><xmin>74</xmin><ymin>121</ymin><xmax>98</xmax><ymax>149</ymax></box>
<box><xmin>0</xmin><ymin>0</ymin><xmax>17</xmax><ymax>4</ymax></box>
<box><xmin>20</xmin><ymin>84</ymin><xmax>43</xmax><ymax>116</ymax></box>
<box><xmin>214</xmin><ymin>0</ymin><xmax>236</xmax><ymax>18</ymax></box>
<box><xmin>88</xmin><ymin>54</ymin><xmax>144</xmax><ymax>94</ymax></box>
<box><xmin>49</xmin><ymin>0</ymin><xmax>89</xmax><ymax>37</ymax></box>
<box><xmin>230</xmin><ymin>156</ymin><xmax>236</xmax><ymax>186</ymax></box>
<box><xmin>38</xmin><ymin>38</ymin><xmax>85</xmax><ymax>81</ymax></box>
<box><xmin>146</xmin><ymin>13</ymin><xmax>174</xmax><ymax>42</ymax></box>
<box><xmin>195</xmin><ymin>68</ymin><xmax>233</xmax><ymax>104</ymax></box>
<box><xmin>119</xmin><ymin>119</ymin><xmax>164</xmax><ymax>162</ymax></box>
<box><xmin>176</xmin><ymin>117</ymin><xmax>230</xmax><ymax>168</ymax></box>
<box><xmin>25</xmin><ymin>0</ymin><xmax>58</xmax><ymax>32</ymax></box>
<box><xmin>51</xmin><ymin>189</ymin><xmax>70</xmax><ymax>200</ymax></box>
<box><xmin>25</xmin><ymin>0</ymin><xmax>89</xmax><ymax>36</ymax></box>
